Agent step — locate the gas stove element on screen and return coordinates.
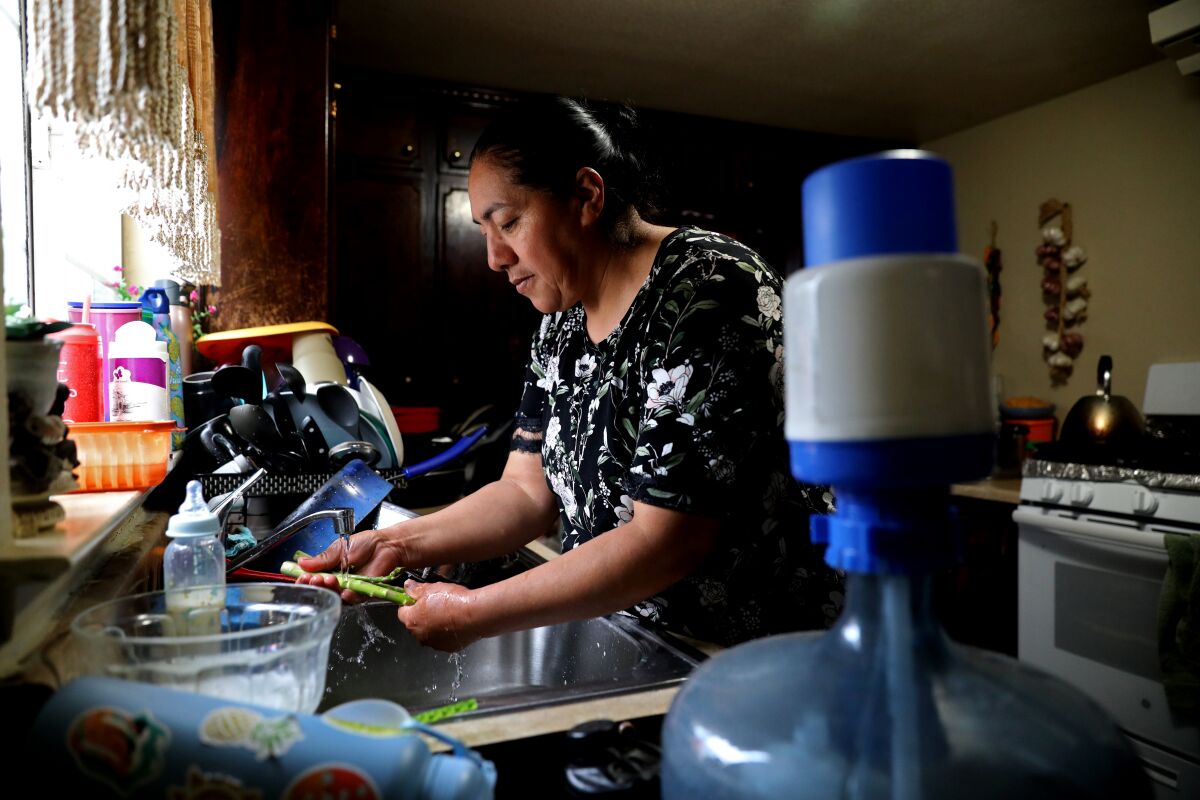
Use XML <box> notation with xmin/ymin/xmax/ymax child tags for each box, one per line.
<box><xmin>1016</xmin><ymin>362</ymin><xmax>1200</xmax><ymax>798</ymax></box>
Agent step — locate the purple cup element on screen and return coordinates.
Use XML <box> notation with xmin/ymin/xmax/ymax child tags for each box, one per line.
<box><xmin>68</xmin><ymin>302</ymin><xmax>143</xmax><ymax>421</ymax></box>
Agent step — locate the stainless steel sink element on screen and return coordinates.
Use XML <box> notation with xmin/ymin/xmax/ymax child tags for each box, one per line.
<box><xmin>318</xmin><ymin>549</ymin><xmax>705</xmax><ymax>719</ymax></box>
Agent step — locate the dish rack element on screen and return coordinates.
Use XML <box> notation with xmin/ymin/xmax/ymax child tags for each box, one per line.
<box><xmin>197</xmin><ymin>468</ymin><xmax>414</xmax><ymax>499</ymax></box>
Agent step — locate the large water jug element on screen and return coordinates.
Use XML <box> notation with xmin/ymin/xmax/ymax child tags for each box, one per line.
<box><xmin>660</xmin><ymin>151</ymin><xmax>1152</xmax><ymax>799</ymax></box>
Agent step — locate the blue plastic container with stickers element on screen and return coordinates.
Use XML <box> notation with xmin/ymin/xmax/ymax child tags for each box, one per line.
<box><xmin>28</xmin><ymin>676</ymin><xmax>495</xmax><ymax>799</ymax></box>
<box><xmin>659</xmin><ymin>151</ymin><xmax>1152</xmax><ymax>799</ymax></box>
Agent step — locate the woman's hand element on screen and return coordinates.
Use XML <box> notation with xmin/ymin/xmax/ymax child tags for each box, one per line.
<box><xmin>294</xmin><ymin>530</ymin><xmax>409</xmax><ymax>603</ymax></box>
<box><xmin>397</xmin><ymin>581</ymin><xmax>482</xmax><ymax>652</ymax></box>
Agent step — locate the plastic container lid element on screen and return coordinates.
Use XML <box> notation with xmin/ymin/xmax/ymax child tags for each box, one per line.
<box><xmin>47</xmin><ymin>322</ymin><xmax>100</xmax><ymax>343</ymax></box>
<box><xmin>803</xmin><ymin>149</ymin><xmax>957</xmax><ymax>268</ymax></box>
<box><xmin>109</xmin><ymin>320</ymin><xmax>168</xmax><ymax>359</ymax></box>
<box><xmin>67</xmin><ymin>301</ymin><xmax>142</xmax><ymax>310</ymax></box>
<box><xmin>167</xmin><ymin>480</ymin><xmax>220</xmax><ymax>537</ymax></box>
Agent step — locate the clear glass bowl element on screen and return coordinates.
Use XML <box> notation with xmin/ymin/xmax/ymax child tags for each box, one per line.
<box><xmin>71</xmin><ymin>583</ymin><xmax>341</xmax><ymax>713</ymax></box>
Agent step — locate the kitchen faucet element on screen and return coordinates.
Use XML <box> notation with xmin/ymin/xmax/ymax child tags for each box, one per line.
<box><xmin>225</xmin><ymin>507</ymin><xmax>356</xmax><ymax>573</ymax></box>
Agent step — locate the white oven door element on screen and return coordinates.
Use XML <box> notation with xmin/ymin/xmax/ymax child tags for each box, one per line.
<box><xmin>1015</xmin><ymin>505</ymin><xmax>1200</xmax><ymax>766</ymax></box>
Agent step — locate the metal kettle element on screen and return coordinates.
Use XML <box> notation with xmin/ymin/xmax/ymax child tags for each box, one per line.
<box><xmin>1059</xmin><ymin>355</ymin><xmax>1146</xmax><ymax>448</ymax></box>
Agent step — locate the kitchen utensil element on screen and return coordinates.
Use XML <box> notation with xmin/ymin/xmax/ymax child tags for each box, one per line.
<box><xmin>211</xmin><ymin>364</ymin><xmax>258</xmax><ymax>404</ymax></box>
<box><xmin>400</xmin><ymin>425</ymin><xmax>487</xmax><ymax>480</ymax></box>
<box><xmin>228</xmin><ymin>404</ymin><xmax>305</xmax><ymax>474</ymax></box>
<box><xmin>357</xmin><ymin>410</ymin><xmax>398</xmax><ymax>468</ymax></box>
<box><xmin>293</xmin><ymin>331</ymin><xmax>349</xmax><ymax>386</ymax></box>
<box><xmin>316</xmin><ymin>382</ymin><xmax>360</xmax><ymax>431</ymax></box>
<box><xmin>299</xmin><ymin>415</ymin><xmax>330</xmax><ymax>470</ymax></box>
<box><xmin>328</xmin><ymin>440</ymin><xmax>381</xmax><ymax>468</ymax></box>
<box><xmin>263</xmin><ymin>391</ymin><xmax>298</xmax><ymax>440</ymax></box>
<box><xmin>241</xmin><ymin>343</ymin><xmax>266</xmax><ymax>400</ymax></box>
<box><xmin>211</xmin><ymin>344</ymin><xmax>266</xmax><ymax>404</ymax></box>
<box><xmin>357</xmin><ymin>376</ymin><xmax>404</xmax><ymax>467</ymax></box>
<box><xmin>183</xmin><ymin>370</ymin><xmax>237</xmax><ymax>429</ymax></box>
<box><xmin>277</xmin><ymin>362</ymin><xmax>307</xmax><ymax>399</ymax></box>
<box><xmin>229</xmin><ymin>403</ymin><xmax>288</xmax><ymax>453</ymax></box>
<box><xmin>243</xmin><ymin>460</ymin><xmax>394</xmax><ymax>573</ymax></box>
<box><xmin>1059</xmin><ymin>355</ymin><xmax>1147</xmax><ymax>449</ymax></box>
<box><xmin>192</xmin><ymin>414</ymin><xmax>246</xmax><ymax>467</ymax></box>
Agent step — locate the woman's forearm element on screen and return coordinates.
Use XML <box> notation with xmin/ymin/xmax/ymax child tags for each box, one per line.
<box><xmin>468</xmin><ymin>510</ymin><xmax>719</xmax><ymax>637</ymax></box>
<box><xmin>386</xmin><ymin>475</ymin><xmax>559</xmax><ymax>567</ymax></box>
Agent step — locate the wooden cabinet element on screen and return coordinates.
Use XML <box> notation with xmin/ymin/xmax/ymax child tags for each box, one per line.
<box><xmin>330</xmin><ymin>72</ymin><xmax>901</xmax><ymax>428</ymax></box>
<box><xmin>211</xmin><ymin>0</ymin><xmax>334</xmax><ymax>333</ymax></box>
<box><xmin>331</xmin><ymin>77</ymin><xmax>538</xmax><ymax>423</ymax></box>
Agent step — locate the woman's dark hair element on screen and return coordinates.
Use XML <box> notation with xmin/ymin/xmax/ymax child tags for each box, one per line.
<box><xmin>470</xmin><ymin>96</ymin><xmax>658</xmax><ymax>245</ymax></box>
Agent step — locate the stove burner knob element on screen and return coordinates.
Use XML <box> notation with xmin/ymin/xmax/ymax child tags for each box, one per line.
<box><xmin>1040</xmin><ymin>481</ymin><xmax>1063</xmax><ymax>503</ymax></box>
<box><xmin>1133</xmin><ymin>489</ymin><xmax>1159</xmax><ymax>515</ymax></box>
<box><xmin>1068</xmin><ymin>484</ymin><xmax>1094</xmax><ymax>506</ymax></box>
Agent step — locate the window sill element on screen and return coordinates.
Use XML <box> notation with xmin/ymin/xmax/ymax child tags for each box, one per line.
<box><xmin>0</xmin><ymin>487</ymin><xmax>169</xmax><ymax>681</ymax></box>
<box><xmin>0</xmin><ymin>490</ymin><xmax>145</xmax><ymax>579</ymax></box>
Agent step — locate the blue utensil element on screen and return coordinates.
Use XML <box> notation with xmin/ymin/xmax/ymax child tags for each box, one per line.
<box><xmin>244</xmin><ymin>459</ymin><xmax>394</xmax><ymax>573</ymax></box>
<box><xmin>399</xmin><ymin>426</ymin><xmax>487</xmax><ymax>480</ymax></box>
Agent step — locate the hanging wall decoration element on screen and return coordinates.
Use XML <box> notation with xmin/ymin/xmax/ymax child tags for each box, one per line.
<box><xmin>26</xmin><ymin>0</ymin><xmax>220</xmax><ymax>286</ymax></box>
<box><xmin>1036</xmin><ymin>199</ymin><xmax>1088</xmax><ymax>385</ymax></box>
<box><xmin>985</xmin><ymin>221</ymin><xmax>1003</xmax><ymax>351</ymax></box>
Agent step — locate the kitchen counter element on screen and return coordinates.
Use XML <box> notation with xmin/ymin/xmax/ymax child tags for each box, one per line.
<box><xmin>12</xmin><ymin>496</ymin><xmax>718</xmax><ymax>750</ymax></box>
<box><xmin>951</xmin><ymin>476</ymin><xmax>1022</xmax><ymax>505</ymax></box>
<box><xmin>2</xmin><ymin>491</ymin><xmax>166</xmax><ymax>680</ymax></box>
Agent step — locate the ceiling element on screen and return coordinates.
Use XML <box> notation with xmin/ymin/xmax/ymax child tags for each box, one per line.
<box><xmin>337</xmin><ymin>0</ymin><xmax>1167</xmax><ymax>142</ymax></box>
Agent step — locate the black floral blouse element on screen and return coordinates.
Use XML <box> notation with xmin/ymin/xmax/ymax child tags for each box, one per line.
<box><xmin>514</xmin><ymin>228</ymin><xmax>843</xmax><ymax>645</ymax></box>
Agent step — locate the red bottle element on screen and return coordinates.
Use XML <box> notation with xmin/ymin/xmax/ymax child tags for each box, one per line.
<box><xmin>48</xmin><ymin>323</ymin><xmax>102</xmax><ymax>422</ymax></box>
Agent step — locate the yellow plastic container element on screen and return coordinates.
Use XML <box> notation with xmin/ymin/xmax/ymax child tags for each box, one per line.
<box><xmin>67</xmin><ymin>421</ymin><xmax>176</xmax><ymax>492</ymax></box>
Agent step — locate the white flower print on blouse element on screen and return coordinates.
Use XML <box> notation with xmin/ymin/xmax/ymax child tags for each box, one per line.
<box><xmin>575</xmin><ymin>352</ymin><xmax>598</xmax><ymax>379</ymax></box>
<box><xmin>550</xmin><ymin>472</ymin><xmax>578</xmax><ymax>523</ymax></box>
<box><xmin>768</xmin><ymin>343</ymin><xmax>785</xmax><ymax>393</ymax></box>
<box><xmin>707</xmin><ymin>454</ymin><xmax>736</xmax><ymax>482</ymax></box>
<box><xmin>614</xmin><ymin>494</ymin><xmax>635</xmax><ymax>526</ymax></box>
<box><xmin>545</xmin><ymin>415</ymin><xmax>562</xmax><ymax>450</ymax></box>
<box><xmin>757</xmin><ymin>285</ymin><xmax>782</xmax><ymax>321</ymax></box>
<box><xmin>537</xmin><ymin>355</ymin><xmax>562</xmax><ymax>392</ymax></box>
<box><xmin>646</xmin><ymin>365</ymin><xmax>692</xmax><ymax>411</ymax></box>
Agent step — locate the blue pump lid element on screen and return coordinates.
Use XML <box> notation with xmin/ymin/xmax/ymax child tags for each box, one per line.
<box><xmin>803</xmin><ymin>150</ymin><xmax>957</xmax><ymax>268</ymax></box>
<box><xmin>811</xmin><ymin>488</ymin><xmax>961</xmax><ymax>575</ymax></box>
<box><xmin>140</xmin><ymin>287</ymin><xmax>171</xmax><ymax>315</ymax></box>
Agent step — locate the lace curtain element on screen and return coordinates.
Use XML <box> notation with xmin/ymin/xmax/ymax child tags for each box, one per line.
<box><xmin>25</xmin><ymin>0</ymin><xmax>221</xmax><ymax>286</ymax></box>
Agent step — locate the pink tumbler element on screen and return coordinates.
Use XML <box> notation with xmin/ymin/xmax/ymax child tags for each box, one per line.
<box><xmin>47</xmin><ymin>323</ymin><xmax>102</xmax><ymax>422</ymax></box>
<box><xmin>68</xmin><ymin>301</ymin><xmax>142</xmax><ymax>421</ymax></box>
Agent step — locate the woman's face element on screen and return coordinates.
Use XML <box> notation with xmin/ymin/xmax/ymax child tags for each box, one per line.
<box><xmin>468</xmin><ymin>157</ymin><xmax>588</xmax><ymax>314</ymax></box>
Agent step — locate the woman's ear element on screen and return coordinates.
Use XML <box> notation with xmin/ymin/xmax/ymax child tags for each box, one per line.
<box><xmin>574</xmin><ymin>167</ymin><xmax>605</xmax><ymax>227</ymax></box>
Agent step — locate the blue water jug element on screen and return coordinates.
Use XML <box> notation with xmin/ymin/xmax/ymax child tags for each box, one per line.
<box><xmin>660</xmin><ymin>151</ymin><xmax>1152</xmax><ymax>799</ymax></box>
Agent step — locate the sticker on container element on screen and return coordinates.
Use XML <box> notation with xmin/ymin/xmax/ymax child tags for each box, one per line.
<box><xmin>67</xmin><ymin>706</ymin><xmax>170</xmax><ymax>794</ymax></box>
<box><xmin>283</xmin><ymin>763</ymin><xmax>380</xmax><ymax>800</ymax></box>
<box><xmin>246</xmin><ymin>715</ymin><xmax>304</xmax><ymax>761</ymax></box>
<box><xmin>199</xmin><ymin>707</ymin><xmax>263</xmax><ymax>747</ymax></box>
<box><xmin>167</xmin><ymin>765</ymin><xmax>263</xmax><ymax>800</ymax></box>
<box><xmin>110</xmin><ymin>361</ymin><xmax>168</xmax><ymax>421</ymax></box>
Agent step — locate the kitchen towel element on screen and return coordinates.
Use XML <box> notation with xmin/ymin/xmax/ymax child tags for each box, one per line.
<box><xmin>1158</xmin><ymin>532</ymin><xmax>1200</xmax><ymax>714</ymax></box>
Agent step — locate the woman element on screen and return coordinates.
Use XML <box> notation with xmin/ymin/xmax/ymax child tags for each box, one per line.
<box><xmin>298</xmin><ymin>97</ymin><xmax>841</xmax><ymax>650</ymax></box>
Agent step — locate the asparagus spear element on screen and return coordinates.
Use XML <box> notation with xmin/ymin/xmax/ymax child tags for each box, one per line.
<box><xmin>281</xmin><ymin>559</ymin><xmax>414</xmax><ymax>605</ymax></box>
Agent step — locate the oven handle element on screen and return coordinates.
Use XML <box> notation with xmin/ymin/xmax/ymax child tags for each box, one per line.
<box><xmin>1013</xmin><ymin>506</ymin><xmax>1166</xmax><ymax>553</ymax></box>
